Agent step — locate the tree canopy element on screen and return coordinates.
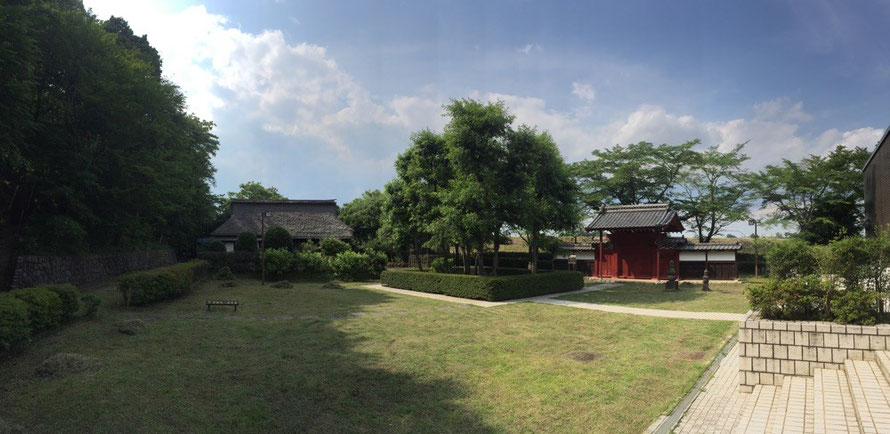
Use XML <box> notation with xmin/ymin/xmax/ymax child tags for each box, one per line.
<box><xmin>1</xmin><ymin>1</ymin><xmax>218</xmax><ymax>262</ymax></box>
<box><xmin>750</xmin><ymin>146</ymin><xmax>870</xmax><ymax>244</ymax></box>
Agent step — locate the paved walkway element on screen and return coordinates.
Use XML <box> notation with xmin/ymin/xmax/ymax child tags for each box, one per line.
<box><xmin>675</xmin><ymin>343</ymin><xmax>750</xmax><ymax>433</ymax></box>
<box><xmin>362</xmin><ymin>283</ymin><xmax>745</xmax><ymax>321</ymax></box>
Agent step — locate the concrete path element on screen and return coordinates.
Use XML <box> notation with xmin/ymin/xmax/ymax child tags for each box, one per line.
<box><xmin>675</xmin><ymin>343</ymin><xmax>751</xmax><ymax>433</ymax></box>
<box><xmin>362</xmin><ymin>283</ymin><xmax>745</xmax><ymax>321</ymax></box>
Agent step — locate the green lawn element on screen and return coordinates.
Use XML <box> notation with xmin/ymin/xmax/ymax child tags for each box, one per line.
<box><xmin>0</xmin><ymin>277</ymin><xmax>735</xmax><ymax>433</ymax></box>
<box><xmin>559</xmin><ymin>280</ymin><xmax>754</xmax><ymax>313</ymax></box>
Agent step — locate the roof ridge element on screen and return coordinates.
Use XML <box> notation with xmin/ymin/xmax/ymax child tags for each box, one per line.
<box><xmin>602</xmin><ymin>203</ymin><xmax>670</xmax><ymax>212</ymax></box>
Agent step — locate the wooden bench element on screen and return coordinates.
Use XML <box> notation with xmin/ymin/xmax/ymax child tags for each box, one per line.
<box><xmin>206</xmin><ymin>300</ymin><xmax>239</xmax><ymax>311</ymax></box>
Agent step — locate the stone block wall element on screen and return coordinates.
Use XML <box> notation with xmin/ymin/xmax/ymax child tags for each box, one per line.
<box><xmin>737</xmin><ymin>311</ymin><xmax>890</xmax><ymax>392</ymax></box>
<box><xmin>9</xmin><ymin>249</ymin><xmax>176</xmax><ymax>289</ymax></box>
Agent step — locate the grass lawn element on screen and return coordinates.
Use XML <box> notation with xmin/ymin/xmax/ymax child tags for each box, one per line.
<box><xmin>558</xmin><ymin>280</ymin><xmax>755</xmax><ymax>313</ymax></box>
<box><xmin>0</xmin><ymin>277</ymin><xmax>735</xmax><ymax>433</ymax></box>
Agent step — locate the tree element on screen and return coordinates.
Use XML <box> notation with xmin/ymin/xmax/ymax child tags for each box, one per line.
<box><xmin>340</xmin><ymin>190</ymin><xmax>385</xmax><ymax>245</ymax></box>
<box><xmin>227</xmin><ymin>181</ymin><xmax>286</xmax><ymax>201</ymax></box>
<box><xmin>750</xmin><ymin>146</ymin><xmax>870</xmax><ymax>244</ymax></box>
<box><xmin>571</xmin><ymin>140</ymin><xmax>699</xmax><ymax>208</ymax></box>
<box><xmin>507</xmin><ymin>126</ymin><xmax>580</xmax><ymax>272</ymax></box>
<box><xmin>675</xmin><ymin>144</ymin><xmax>751</xmax><ymax>242</ymax></box>
<box><xmin>264</xmin><ymin>226</ymin><xmax>293</xmax><ymax>251</ymax></box>
<box><xmin>441</xmin><ymin>99</ymin><xmax>513</xmax><ymax>275</ymax></box>
<box><xmin>0</xmin><ymin>3</ymin><xmax>219</xmax><ymax>276</ymax></box>
<box><xmin>234</xmin><ymin>231</ymin><xmax>258</xmax><ymax>253</ymax></box>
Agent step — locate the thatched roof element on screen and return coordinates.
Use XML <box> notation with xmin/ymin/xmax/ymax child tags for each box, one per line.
<box><xmin>211</xmin><ymin>199</ymin><xmax>353</xmax><ymax>239</ymax></box>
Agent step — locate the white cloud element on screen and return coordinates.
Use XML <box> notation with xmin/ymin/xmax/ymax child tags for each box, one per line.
<box><xmin>571</xmin><ymin>82</ymin><xmax>596</xmax><ymax>102</ymax></box>
<box><xmin>753</xmin><ymin>97</ymin><xmax>814</xmax><ymax>123</ymax></box>
<box><xmin>518</xmin><ymin>43</ymin><xmax>542</xmax><ymax>55</ymax></box>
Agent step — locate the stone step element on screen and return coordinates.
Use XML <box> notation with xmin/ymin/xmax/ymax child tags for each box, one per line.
<box><xmin>766</xmin><ymin>375</ymin><xmax>811</xmax><ymax>433</ymax></box>
<box><xmin>813</xmin><ymin>368</ymin><xmax>859</xmax><ymax>433</ymax></box>
<box><xmin>733</xmin><ymin>384</ymin><xmax>777</xmax><ymax>433</ymax></box>
<box><xmin>844</xmin><ymin>359</ymin><xmax>890</xmax><ymax>433</ymax></box>
<box><xmin>876</xmin><ymin>351</ymin><xmax>890</xmax><ymax>384</ymax></box>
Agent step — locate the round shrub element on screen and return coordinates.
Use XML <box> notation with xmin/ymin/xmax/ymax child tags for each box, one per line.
<box><xmin>264</xmin><ymin>226</ymin><xmax>293</xmax><ymax>251</ymax></box>
<box><xmin>0</xmin><ymin>294</ymin><xmax>31</xmax><ymax>350</ymax></box>
<box><xmin>766</xmin><ymin>239</ymin><xmax>818</xmax><ymax>280</ymax></box>
<box><xmin>45</xmin><ymin>285</ymin><xmax>80</xmax><ymax>320</ymax></box>
<box><xmin>319</xmin><ymin>238</ymin><xmax>350</xmax><ymax>257</ymax></box>
<box><xmin>295</xmin><ymin>251</ymin><xmax>332</xmax><ymax>275</ymax></box>
<box><xmin>746</xmin><ymin>276</ymin><xmax>827</xmax><ymax>321</ymax></box>
<box><xmin>12</xmin><ymin>288</ymin><xmax>64</xmax><ymax>331</ymax></box>
<box><xmin>214</xmin><ymin>266</ymin><xmax>235</xmax><ymax>281</ymax></box>
<box><xmin>263</xmin><ymin>248</ymin><xmax>295</xmax><ymax>277</ymax></box>
<box><xmin>234</xmin><ymin>231</ymin><xmax>258</xmax><ymax>253</ymax></box>
<box><xmin>300</xmin><ymin>240</ymin><xmax>320</xmax><ymax>253</ymax></box>
<box><xmin>430</xmin><ymin>257</ymin><xmax>450</xmax><ymax>273</ymax></box>
<box><xmin>831</xmin><ymin>290</ymin><xmax>882</xmax><ymax>325</ymax></box>
<box><xmin>332</xmin><ymin>250</ymin><xmax>387</xmax><ymax>281</ymax></box>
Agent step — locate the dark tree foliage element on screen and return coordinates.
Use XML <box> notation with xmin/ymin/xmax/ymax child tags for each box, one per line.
<box><xmin>234</xmin><ymin>232</ymin><xmax>258</xmax><ymax>253</ymax></box>
<box><xmin>0</xmin><ymin>2</ymin><xmax>219</xmax><ymax>264</ymax></box>
<box><xmin>339</xmin><ymin>190</ymin><xmax>386</xmax><ymax>244</ymax></box>
<box><xmin>264</xmin><ymin>226</ymin><xmax>293</xmax><ymax>251</ymax></box>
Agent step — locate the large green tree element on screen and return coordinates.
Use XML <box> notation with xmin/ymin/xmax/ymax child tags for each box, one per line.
<box><xmin>750</xmin><ymin>146</ymin><xmax>870</xmax><ymax>244</ymax></box>
<box><xmin>226</xmin><ymin>181</ymin><xmax>286</xmax><ymax>201</ymax></box>
<box><xmin>571</xmin><ymin>140</ymin><xmax>699</xmax><ymax>208</ymax></box>
<box><xmin>507</xmin><ymin>126</ymin><xmax>580</xmax><ymax>272</ymax></box>
<box><xmin>675</xmin><ymin>144</ymin><xmax>751</xmax><ymax>242</ymax></box>
<box><xmin>0</xmin><ymin>2</ymin><xmax>219</xmax><ymax>289</ymax></box>
<box><xmin>340</xmin><ymin>190</ymin><xmax>386</xmax><ymax>245</ymax></box>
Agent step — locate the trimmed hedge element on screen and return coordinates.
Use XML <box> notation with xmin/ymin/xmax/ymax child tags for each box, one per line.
<box><xmin>118</xmin><ymin>260</ymin><xmax>209</xmax><ymax>306</ymax></box>
<box><xmin>197</xmin><ymin>251</ymin><xmax>258</xmax><ymax>273</ymax></box>
<box><xmin>1</xmin><ymin>284</ymin><xmax>81</xmax><ymax>351</ymax></box>
<box><xmin>380</xmin><ymin>270</ymin><xmax>584</xmax><ymax>301</ymax></box>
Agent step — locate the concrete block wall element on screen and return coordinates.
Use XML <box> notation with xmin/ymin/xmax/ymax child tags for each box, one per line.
<box><xmin>10</xmin><ymin>249</ymin><xmax>176</xmax><ymax>289</ymax></box>
<box><xmin>737</xmin><ymin>312</ymin><xmax>890</xmax><ymax>392</ymax></box>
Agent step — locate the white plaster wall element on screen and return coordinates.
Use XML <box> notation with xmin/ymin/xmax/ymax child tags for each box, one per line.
<box><xmin>679</xmin><ymin>251</ymin><xmax>735</xmax><ymax>262</ymax></box>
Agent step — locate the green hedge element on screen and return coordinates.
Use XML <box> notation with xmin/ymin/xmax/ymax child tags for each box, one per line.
<box><xmin>380</xmin><ymin>270</ymin><xmax>584</xmax><ymax>301</ymax></box>
<box><xmin>1</xmin><ymin>284</ymin><xmax>81</xmax><ymax>351</ymax></box>
<box><xmin>197</xmin><ymin>251</ymin><xmax>258</xmax><ymax>273</ymax></box>
<box><xmin>118</xmin><ymin>260</ymin><xmax>209</xmax><ymax>306</ymax></box>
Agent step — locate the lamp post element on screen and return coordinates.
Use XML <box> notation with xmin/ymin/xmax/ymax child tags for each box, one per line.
<box><xmin>748</xmin><ymin>219</ymin><xmax>759</xmax><ymax>278</ymax></box>
<box><xmin>261</xmin><ymin>211</ymin><xmax>271</xmax><ymax>285</ymax></box>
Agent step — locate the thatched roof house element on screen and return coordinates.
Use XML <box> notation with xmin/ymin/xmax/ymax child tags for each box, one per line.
<box><xmin>210</xmin><ymin>199</ymin><xmax>352</xmax><ymax>251</ymax></box>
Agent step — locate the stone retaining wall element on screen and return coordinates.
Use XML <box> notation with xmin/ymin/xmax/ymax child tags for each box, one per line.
<box><xmin>737</xmin><ymin>311</ymin><xmax>890</xmax><ymax>392</ymax></box>
<box><xmin>9</xmin><ymin>249</ymin><xmax>176</xmax><ymax>289</ymax></box>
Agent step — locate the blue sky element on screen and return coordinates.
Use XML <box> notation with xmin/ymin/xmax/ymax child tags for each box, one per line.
<box><xmin>85</xmin><ymin>0</ymin><xmax>890</xmax><ymax>236</ymax></box>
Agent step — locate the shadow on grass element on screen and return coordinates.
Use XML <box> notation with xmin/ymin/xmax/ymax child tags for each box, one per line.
<box><xmin>0</xmin><ymin>280</ymin><xmax>496</xmax><ymax>433</ymax></box>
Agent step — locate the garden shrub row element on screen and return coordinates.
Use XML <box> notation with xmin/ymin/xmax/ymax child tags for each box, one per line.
<box><xmin>118</xmin><ymin>259</ymin><xmax>209</xmax><ymax>306</ymax></box>
<box><xmin>380</xmin><ymin>270</ymin><xmax>584</xmax><ymax>301</ymax></box>
<box><xmin>1</xmin><ymin>284</ymin><xmax>81</xmax><ymax>350</ymax></box>
<box><xmin>264</xmin><ymin>249</ymin><xmax>387</xmax><ymax>281</ymax></box>
<box><xmin>197</xmin><ymin>251</ymin><xmax>258</xmax><ymax>273</ymax></box>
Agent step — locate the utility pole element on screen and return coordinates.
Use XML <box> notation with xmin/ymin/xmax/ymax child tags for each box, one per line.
<box><xmin>748</xmin><ymin>219</ymin><xmax>759</xmax><ymax>278</ymax></box>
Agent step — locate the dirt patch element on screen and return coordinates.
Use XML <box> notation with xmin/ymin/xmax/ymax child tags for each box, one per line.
<box><xmin>675</xmin><ymin>350</ymin><xmax>706</xmax><ymax>361</ymax></box>
<box><xmin>36</xmin><ymin>353</ymin><xmax>101</xmax><ymax>377</ymax></box>
<box><xmin>117</xmin><ymin>319</ymin><xmax>146</xmax><ymax>335</ymax></box>
<box><xmin>321</xmin><ymin>281</ymin><xmax>344</xmax><ymax>289</ymax></box>
<box><xmin>564</xmin><ymin>350</ymin><xmax>601</xmax><ymax>363</ymax></box>
<box><xmin>270</xmin><ymin>280</ymin><xmax>293</xmax><ymax>289</ymax></box>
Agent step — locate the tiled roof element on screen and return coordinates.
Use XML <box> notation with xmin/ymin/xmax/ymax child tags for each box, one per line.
<box><xmin>558</xmin><ymin>243</ymin><xmax>598</xmax><ymax>251</ymax></box>
<box><xmin>657</xmin><ymin>237</ymin><xmax>742</xmax><ymax>251</ymax></box>
<box><xmin>586</xmin><ymin>203</ymin><xmax>683</xmax><ymax>232</ymax></box>
<box><xmin>211</xmin><ymin>200</ymin><xmax>353</xmax><ymax>239</ymax></box>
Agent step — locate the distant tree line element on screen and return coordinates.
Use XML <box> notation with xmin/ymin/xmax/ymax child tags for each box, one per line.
<box><xmin>1</xmin><ymin>1</ymin><xmax>218</xmax><ymax>273</ymax></box>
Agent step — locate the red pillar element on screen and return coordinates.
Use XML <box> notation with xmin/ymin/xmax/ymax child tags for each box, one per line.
<box><xmin>598</xmin><ymin>230</ymin><xmax>604</xmax><ymax>279</ymax></box>
<box><xmin>655</xmin><ymin>246</ymin><xmax>661</xmax><ymax>281</ymax></box>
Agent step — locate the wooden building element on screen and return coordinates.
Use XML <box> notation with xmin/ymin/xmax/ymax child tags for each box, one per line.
<box><xmin>579</xmin><ymin>203</ymin><xmax>741</xmax><ymax>280</ymax></box>
<box><xmin>864</xmin><ymin>125</ymin><xmax>890</xmax><ymax>236</ymax></box>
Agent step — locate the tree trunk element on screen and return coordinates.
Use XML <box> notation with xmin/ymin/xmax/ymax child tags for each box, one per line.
<box><xmin>0</xmin><ymin>224</ymin><xmax>20</xmax><ymax>291</ymax></box>
<box><xmin>475</xmin><ymin>248</ymin><xmax>482</xmax><ymax>275</ymax></box>
<box><xmin>530</xmin><ymin>230</ymin><xmax>539</xmax><ymax>274</ymax></box>
<box><xmin>492</xmin><ymin>229</ymin><xmax>500</xmax><ymax>276</ymax></box>
<box><xmin>461</xmin><ymin>244</ymin><xmax>470</xmax><ymax>274</ymax></box>
<box><xmin>414</xmin><ymin>239</ymin><xmax>423</xmax><ymax>271</ymax></box>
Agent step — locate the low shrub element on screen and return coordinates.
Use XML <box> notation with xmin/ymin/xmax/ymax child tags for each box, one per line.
<box><xmin>747</xmin><ymin>276</ymin><xmax>827</xmax><ymax>321</ymax></box>
<box><xmin>0</xmin><ymin>294</ymin><xmax>30</xmax><ymax>350</ymax></box>
<box><xmin>214</xmin><ymin>266</ymin><xmax>235</xmax><ymax>281</ymax></box>
<box><xmin>198</xmin><ymin>239</ymin><xmax>226</xmax><ymax>252</ymax></box>
<box><xmin>45</xmin><ymin>284</ymin><xmax>80</xmax><ymax>320</ymax></box>
<box><xmin>380</xmin><ymin>270</ymin><xmax>584</xmax><ymax>301</ymax></box>
<box><xmin>118</xmin><ymin>259</ymin><xmax>209</xmax><ymax>306</ymax></box>
<box><xmin>331</xmin><ymin>250</ymin><xmax>387</xmax><ymax>281</ymax></box>
<box><xmin>264</xmin><ymin>248</ymin><xmax>296</xmax><ymax>277</ymax></box>
<box><xmin>831</xmin><ymin>290</ymin><xmax>882</xmax><ymax>325</ymax></box>
<box><xmin>295</xmin><ymin>251</ymin><xmax>332</xmax><ymax>275</ymax></box>
<box><xmin>197</xmin><ymin>251</ymin><xmax>258</xmax><ymax>273</ymax></box>
<box><xmin>766</xmin><ymin>239</ymin><xmax>818</xmax><ymax>280</ymax></box>
<box><xmin>430</xmin><ymin>257</ymin><xmax>450</xmax><ymax>273</ymax></box>
<box><xmin>234</xmin><ymin>231</ymin><xmax>258</xmax><ymax>253</ymax></box>
<box><xmin>81</xmin><ymin>295</ymin><xmax>101</xmax><ymax>319</ymax></box>
<box><xmin>320</xmin><ymin>238</ymin><xmax>350</xmax><ymax>257</ymax></box>
<box><xmin>12</xmin><ymin>287</ymin><xmax>64</xmax><ymax>331</ymax></box>
<box><xmin>264</xmin><ymin>226</ymin><xmax>293</xmax><ymax>251</ymax></box>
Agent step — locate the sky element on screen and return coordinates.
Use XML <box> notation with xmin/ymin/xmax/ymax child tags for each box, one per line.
<box><xmin>83</xmin><ymin>0</ymin><xmax>890</xmax><ymax>237</ymax></box>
